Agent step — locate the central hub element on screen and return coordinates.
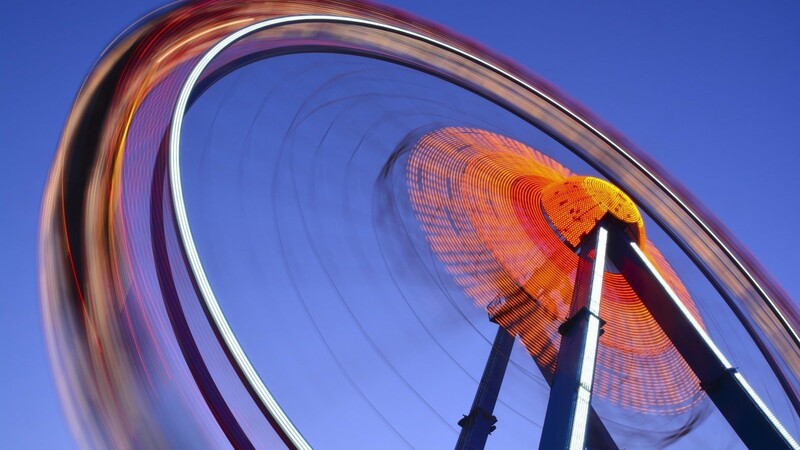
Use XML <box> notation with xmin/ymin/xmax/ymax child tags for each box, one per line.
<box><xmin>541</xmin><ymin>176</ymin><xmax>645</xmax><ymax>248</ymax></box>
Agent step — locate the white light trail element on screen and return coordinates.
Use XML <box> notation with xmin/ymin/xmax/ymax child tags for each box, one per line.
<box><xmin>631</xmin><ymin>241</ymin><xmax>798</xmax><ymax>449</ymax></box>
<box><xmin>166</xmin><ymin>12</ymin><xmax>799</xmax><ymax>448</ymax></box>
<box><xmin>568</xmin><ymin>227</ymin><xmax>607</xmax><ymax>450</ymax></box>
<box><xmin>630</xmin><ymin>242</ymin><xmax>732</xmax><ymax>368</ymax></box>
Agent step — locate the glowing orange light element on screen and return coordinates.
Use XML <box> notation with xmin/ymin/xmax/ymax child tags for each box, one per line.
<box><xmin>541</xmin><ymin>176</ymin><xmax>645</xmax><ymax>247</ymax></box>
<box><xmin>407</xmin><ymin>127</ymin><xmax>704</xmax><ymax>415</ymax></box>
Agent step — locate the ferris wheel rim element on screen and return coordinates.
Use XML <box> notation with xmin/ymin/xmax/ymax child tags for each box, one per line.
<box><xmin>166</xmin><ymin>13</ymin><xmax>800</xmax><ymax>446</ymax></box>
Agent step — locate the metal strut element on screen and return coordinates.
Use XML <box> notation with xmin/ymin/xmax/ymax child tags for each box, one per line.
<box><xmin>456</xmin><ymin>323</ymin><xmax>515</xmax><ymax>450</ymax></box>
<box><xmin>461</xmin><ymin>287</ymin><xmax>618</xmax><ymax>450</ymax></box>
<box><xmin>465</xmin><ymin>213</ymin><xmax>798</xmax><ymax>449</ymax></box>
<box><xmin>605</xmin><ymin>224</ymin><xmax>799</xmax><ymax>450</ymax></box>
<box><xmin>539</xmin><ymin>226</ymin><xmax>609</xmax><ymax>450</ymax></box>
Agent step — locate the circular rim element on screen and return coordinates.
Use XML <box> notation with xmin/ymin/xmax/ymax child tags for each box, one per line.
<box><xmin>168</xmin><ymin>14</ymin><xmax>800</xmax><ymax>445</ymax></box>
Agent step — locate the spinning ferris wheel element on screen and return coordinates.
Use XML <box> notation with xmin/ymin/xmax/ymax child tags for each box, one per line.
<box><xmin>41</xmin><ymin>1</ymin><xmax>800</xmax><ymax>448</ymax></box>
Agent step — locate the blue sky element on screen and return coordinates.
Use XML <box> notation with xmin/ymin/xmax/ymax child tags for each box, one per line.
<box><xmin>1</xmin><ymin>1</ymin><xmax>798</xmax><ymax>448</ymax></box>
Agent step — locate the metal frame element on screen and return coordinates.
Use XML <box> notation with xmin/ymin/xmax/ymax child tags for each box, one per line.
<box><xmin>456</xmin><ymin>324</ymin><xmax>516</xmax><ymax>449</ymax></box>
<box><xmin>458</xmin><ymin>226</ymin><xmax>617</xmax><ymax>450</ymax></box>
<box><xmin>606</xmin><ymin>224</ymin><xmax>799</xmax><ymax>450</ymax></box>
<box><xmin>461</xmin><ymin>219</ymin><xmax>799</xmax><ymax>450</ymax></box>
<box><xmin>473</xmin><ymin>305</ymin><xmax>619</xmax><ymax>449</ymax></box>
<box><xmin>539</xmin><ymin>227</ymin><xmax>609</xmax><ymax>450</ymax></box>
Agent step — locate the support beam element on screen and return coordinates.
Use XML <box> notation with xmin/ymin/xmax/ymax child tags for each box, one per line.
<box><xmin>456</xmin><ymin>324</ymin><xmax>515</xmax><ymax>450</ymax></box>
<box><xmin>539</xmin><ymin>227</ymin><xmax>608</xmax><ymax>450</ymax></box>
<box><xmin>528</xmin><ymin>355</ymin><xmax>618</xmax><ymax>450</ymax></box>
<box><xmin>490</xmin><ymin>292</ymin><xmax>618</xmax><ymax>449</ymax></box>
<box><xmin>606</xmin><ymin>225</ymin><xmax>799</xmax><ymax>450</ymax></box>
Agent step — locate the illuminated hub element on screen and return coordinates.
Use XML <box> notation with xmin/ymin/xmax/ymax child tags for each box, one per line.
<box><xmin>408</xmin><ymin>127</ymin><xmax>705</xmax><ymax>415</ymax></box>
<box><xmin>540</xmin><ymin>176</ymin><xmax>645</xmax><ymax>249</ymax></box>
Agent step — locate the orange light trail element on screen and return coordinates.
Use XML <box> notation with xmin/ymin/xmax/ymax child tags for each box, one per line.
<box><xmin>407</xmin><ymin>127</ymin><xmax>705</xmax><ymax>415</ymax></box>
<box><xmin>42</xmin><ymin>1</ymin><xmax>800</xmax><ymax>445</ymax></box>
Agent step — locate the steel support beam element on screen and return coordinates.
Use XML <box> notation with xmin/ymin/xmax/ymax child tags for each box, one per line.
<box><xmin>539</xmin><ymin>227</ymin><xmax>609</xmax><ymax>450</ymax></box>
<box><xmin>528</xmin><ymin>354</ymin><xmax>618</xmax><ymax>450</ymax></box>
<box><xmin>606</xmin><ymin>225</ymin><xmax>799</xmax><ymax>450</ymax></box>
<box><xmin>456</xmin><ymin>323</ymin><xmax>516</xmax><ymax>450</ymax></box>
<box><xmin>489</xmin><ymin>291</ymin><xmax>618</xmax><ymax>449</ymax></box>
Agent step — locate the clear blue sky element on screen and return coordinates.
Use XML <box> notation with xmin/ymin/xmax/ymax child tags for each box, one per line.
<box><xmin>1</xmin><ymin>1</ymin><xmax>798</xmax><ymax>448</ymax></box>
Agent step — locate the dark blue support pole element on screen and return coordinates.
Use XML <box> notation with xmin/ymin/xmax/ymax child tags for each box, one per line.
<box><xmin>539</xmin><ymin>227</ymin><xmax>608</xmax><ymax>450</ymax></box>
<box><xmin>606</xmin><ymin>224</ymin><xmax>799</xmax><ymax>450</ymax></box>
<box><xmin>489</xmin><ymin>291</ymin><xmax>618</xmax><ymax>450</ymax></box>
<box><xmin>455</xmin><ymin>323</ymin><xmax>515</xmax><ymax>450</ymax></box>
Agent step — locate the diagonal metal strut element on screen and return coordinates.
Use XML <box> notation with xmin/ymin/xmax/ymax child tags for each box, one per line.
<box><xmin>455</xmin><ymin>324</ymin><xmax>515</xmax><ymax>450</ymax></box>
<box><xmin>605</xmin><ymin>223</ymin><xmax>799</xmax><ymax>450</ymax></box>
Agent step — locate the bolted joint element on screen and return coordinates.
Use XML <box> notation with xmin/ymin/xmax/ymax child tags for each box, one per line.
<box><xmin>458</xmin><ymin>407</ymin><xmax>498</xmax><ymax>434</ymax></box>
<box><xmin>558</xmin><ymin>307</ymin><xmax>606</xmax><ymax>337</ymax></box>
<box><xmin>699</xmin><ymin>367</ymin><xmax>739</xmax><ymax>393</ymax></box>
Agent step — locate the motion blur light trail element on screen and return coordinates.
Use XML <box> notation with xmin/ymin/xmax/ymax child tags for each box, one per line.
<box><xmin>39</xmin><ymin>0</ymin><xmax>800</xmax><ymax>448</ymax></box>
<box><xmin>407</xmin><ymin>127</ymin><xmax>702</xmax><ymax>415</ymax></box>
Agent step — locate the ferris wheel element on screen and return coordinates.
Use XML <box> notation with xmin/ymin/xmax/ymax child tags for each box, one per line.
<box><xmin>41</xmin><ymin>1</ymin><xmax>800</xmax><ymax>448</ymax></box>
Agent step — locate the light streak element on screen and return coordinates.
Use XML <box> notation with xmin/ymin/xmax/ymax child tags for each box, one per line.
<box><xmin>40</xmin><ymin>1</ymin><xmax>800</xmax><ymax>447</ymax></box>
<box><xmin>631</xmin><ymin>241</ymin><xmax>799</xmax><ymax>448</ymax></box>
<box><xmin>568</xmin><ymin>227</ymin><xmax>607</xmax><ymax>450</ymax></box>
